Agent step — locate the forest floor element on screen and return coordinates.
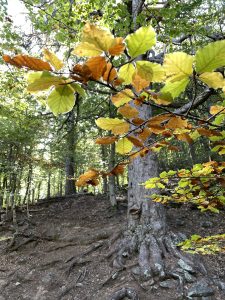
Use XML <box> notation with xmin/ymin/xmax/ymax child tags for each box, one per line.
<box><xmin>0</xmin><ymin>194</ymin><xmax>225</xmax><ymax>300</ymax></box>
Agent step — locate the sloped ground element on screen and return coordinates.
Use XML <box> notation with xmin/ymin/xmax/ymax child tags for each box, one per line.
<box><xmin>0</xmin><ymin>195</ymin><xmax>224</xmax><ymax>300</ymax></box>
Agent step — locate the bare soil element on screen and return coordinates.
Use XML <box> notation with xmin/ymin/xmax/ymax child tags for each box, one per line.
<box><xmin>0</xmin><ymin>194</ymin><xmax>224</xmax><ymax>300</ymax></box>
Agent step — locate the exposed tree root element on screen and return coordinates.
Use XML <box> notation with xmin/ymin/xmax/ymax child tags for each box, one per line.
<box><xmin>65</xmin><ymin>241</ymin><xmax>104</xmax><ymax>277</ymax></box>
<box><xmin>108</xmin><ymin>228</ymin><xmax>209</xmax><ymax>299</ymax></box>
<box><xmin>110</xmin><ymin>287</ymin><xmax>139</xmax><ymax>300</ymax></box>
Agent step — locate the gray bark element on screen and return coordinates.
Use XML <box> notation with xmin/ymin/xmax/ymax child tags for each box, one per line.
<box><xmin>127</xmin><ymin>103</ymin><xmax>166</xmax><ymax>235</ymax></box>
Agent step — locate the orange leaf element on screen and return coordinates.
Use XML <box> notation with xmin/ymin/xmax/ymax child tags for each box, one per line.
<box><xmin>72</xmin><ymin>64</ymin><xmax>92</xmax><ymax>83</ymax></box>
<box><xmin>137</xmin><ymin>128</ymin><xmax>152</xmax><ymax>141</ymax></box>
<box><xmin>102</xmin><ymin>63</ymin><xmax>117</xmax><ymax>82</ymax></box>
<box><xmin>108</xmin><ymin>37</ymin><xmax>125</xmax><ymax>56</ymax></box>
<box><xmin>132</xmin><ymin>73</ymin><xmax>149</xmax><ymax>92</ymax></box>
<box><xmin>118</xmin><ymin>104</ymin><xmax>139</xmax><ymax>119</ymax></box>
<box><xmin>86</xmin><ymin>178</ymin><xmax>99</xmax><ymax>186</ymax></box>
<box><xmin>3</xmin><ymin>54</ymin><xmax>52</xmax><ymax>71</ymax></box>
<box><xmin>76</xmin><ymin>169</ymin><xmax>99</xmax><ymax>187</ymax></box>
<box><xmin>110</xmin><ymin>163</ymin><xmax>127</xmax><ymax>175</ymax></box>
<box><xmin>95</xmin><ymin>136</ymin><xmax>117</xmax><ymax>145</ymax></box>
<box><xmin>165</xmin><ymin>116</ymin><xmax>188</xmax><ymax>129</ymax></box>
<box><xmin>127</xmin><ymin>136</ymin><xmax>144</xmax><ymax>148</ymax></box>
<box><xmin>85</xmin><ymin>56</ymin><xmax>107</xmax><ymax>80</ymax></box>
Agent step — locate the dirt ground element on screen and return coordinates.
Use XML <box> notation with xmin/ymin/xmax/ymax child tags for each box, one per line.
<box><xmin>0</xmin><ymin>194</ymin><xmax>224</xmax><ymax>300</ymax></box>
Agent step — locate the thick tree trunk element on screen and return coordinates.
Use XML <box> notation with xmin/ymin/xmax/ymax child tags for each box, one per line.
<box><xmin>110</xmin><ymin>2</ymin><xmax>209</xmax><ymax>298</ymax></box>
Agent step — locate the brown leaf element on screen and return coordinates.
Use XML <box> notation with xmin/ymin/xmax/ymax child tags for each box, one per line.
<box><xmin>137</xmin><ymin>128</ymin><xmax>152</xmax><ymax>141</ymax></box>
<box><xmin>118</xmin><ymin>104</ymin><xmax>139</xmax><ymax>119</ymax></box>
<box><xmin>175</xmin><ymin>133</ymin><xmax>193</xmax><ymax>144</ymax></box>
<box><xmin>72</xmin><ymin>64</ymin><xmax>92</xmax><ymax>83</ymax></box>
<box><xmin>95</xmin><ymin>136</ymin><xmax>117</xmax><ymax>145</ymax></box>
<box><xmin>132</xmin><ymin>118</ymin><xmax>145</xmax><ymax>125</ymax></box>
<box><xmin>132</xmin><ymin>73</ymin><xmax>149</xmax><ymax>92</ymax></box>
<box><xmin>3</xmin><ymin>54</ymin><xmax>52</xmax><ymax>71</ymax></box>
<box><xmin>165</xmin><ymin>116</ymin><xmax>188</xmax><ymax>129</ymax></box>
<box><xmin>197</xmin><ymin>128</ymin><xmax>222</xmax><ymax>137</ymax></box>
<box><xmin>127</xmin><ymin>136</ymin><xmax>144</xmax><ymax>148</ymax></box>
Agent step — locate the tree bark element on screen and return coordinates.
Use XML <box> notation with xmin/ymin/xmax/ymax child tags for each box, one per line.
<box><xmin>109</xmin><ymin>143</ymin><xmax>117</xmax><ymax>207</ymax></box>
<box><xmin>65</xmin><ymin>95</ymin><xmax>80</xmax><ymax>195</ymax></box>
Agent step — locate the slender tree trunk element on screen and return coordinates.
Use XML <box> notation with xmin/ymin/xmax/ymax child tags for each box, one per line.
<box><xmin>108</xmin><ymin>143</ymin><xmax>117</xmax><ymax>207</ymax></box>
<box><xmin>47</xmin><ymin>171</ymin><xmax>51</xmax><ymax>199</ymax></box>
<box><xmin>65</xmin><ymin>97</ymin><xmax>80</xmax><ymax>195</ymax></box>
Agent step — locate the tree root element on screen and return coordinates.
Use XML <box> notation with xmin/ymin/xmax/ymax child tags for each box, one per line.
<box><xmin>108</xmin><ymin>229</ymin><xmax>210</xmax><ymax>299</ymax></box>
<box><xmin>65</xmin><ymin>241</ymin><xmax>104</xmax><ymax>277</ymax></box>
<box><xmin>110</xmin><ymin>287</ymin><xmax>139</xmax><ymax>300</ymax></box>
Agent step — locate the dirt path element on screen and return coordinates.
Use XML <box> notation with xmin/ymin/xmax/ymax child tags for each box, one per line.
<box><xmin>0</xmin><ymin>195</ymin><xmax>224</xmax><ymax>299</ymax></box>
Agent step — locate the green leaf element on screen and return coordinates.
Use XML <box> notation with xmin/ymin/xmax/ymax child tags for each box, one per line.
<box><xmin>125</xmin><ymin>26</ymin><xmax>156</xmax><ymax>58</ymax></box>
<box><xmin>47</xmin><ymin>85</ymin><xmax>75</xmax><ymax>116</ymax></box>
<box><xmin>118</xmin><ymin>63</ymin><xmax>135</xmax><ymax>84</ymax></box>
<box><xmin>160</xmin><ymin>78</ymin><xmax>189</xmax><ymax>99</ymax></box>
<box><xmin>71</xmin><ymin>83</ymin><xmax>86</xmax><ymax>97</ymax></box>
<box><xmin>27</xmin><ymin>71</ymin><xmax>73</xmax><ymax>93</ymax></box>
<box><xmin>195</xmin><ymin>40</ymin><xmax>225</xmax><ymax>73</ymax></box>
<box><xmin>136</xmin><ymin>61</ymin><xmax>165</xmax><ymax>82</ymax></box>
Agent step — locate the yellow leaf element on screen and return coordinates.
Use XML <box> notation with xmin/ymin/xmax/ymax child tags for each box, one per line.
<box><xmin>118</xmin><ymin>63</ymin><xmax>135</xmax><ymax>84</ymax></box>
<box><xmin>199</xmin><ymin>72</ymin><xmax>225</xmax><ymax>89</ymax></box>
<box><xmin>72</xmin><ymin>42</ymin><xmax>103</xmax><ymax>57</ymax></box>
<box><xmin>95</xmin><ymin>136</ymin><xmax>117</xmax><ymax>145</ymax></box>
<box><xmin>132</xmin><ymin>73</ymin><xmax>149</xmax><ymax>92</ymax></box>
<box><xmin>163</xmin><ymin>52</ymin><xmax>193</xmax><ymax>82</ymax></box>
<box><xmin>43</xmin><ymin>49</ymin><xmax>64</xmax><ymax>71</ymax></box>
<box><xmin>111</xmin><ymin>89</ymin><xmax>134</xmax><ymax>107</ymax></box>
<box><xmin>73</xmin><ymin>23</ymin><xmax>115</xmax><ymax>57</ymax></box>
<box><xmin>210</xmin><ymin>106</ymin><xmax>225</xmax><ymax>115</ymax></box>
<box><xmin>116</xmin><ymin>137</ymin><xmax>133</xmax><ymax>154</ymax></box>
<box><xmin>118</xmin><ymin>104</ymin><xmax>139</xmax><ymax>119</ymax></box>
<box><xmin>3</xmin><ymin>54</ymin><xmax>52</xmax><ymax>71</ymax></box>
<box><xmin>95</xmin><ymin>118</ymin><xmax>130</xmax><ymax>135</ymax></box>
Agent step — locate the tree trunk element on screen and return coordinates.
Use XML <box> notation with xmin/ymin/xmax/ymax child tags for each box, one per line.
<box><xmin>47</xmin><ymin>171</ymin><xmax>51</xmax><ymax>199</ymax></box>
<box><xmin>109</xmin><ymin>143</ymin><xmax>117</xmax><ymax>207</ymax></box>
<box><xmin>110</xmin><ymin>2</ymin><xmax>208</xmax><ymax>298</ymax></box>
<box><xmin>65</xmin><ymin>98</ymin><xmax>80</xmax><ymax>195</ymax></box>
